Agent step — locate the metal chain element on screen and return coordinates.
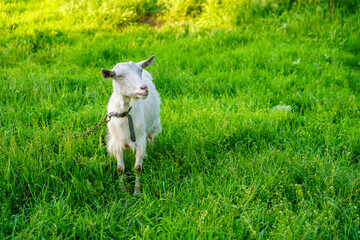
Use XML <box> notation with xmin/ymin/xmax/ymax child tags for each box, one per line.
<box><xmin>74</xmin><ymin>113</ymin><xmax>113</xmax><ymax>138</ymax></box>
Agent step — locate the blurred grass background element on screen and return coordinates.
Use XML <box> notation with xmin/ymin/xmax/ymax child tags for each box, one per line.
<box><xmin>2</xmin><ymin>0</ymin><xmax>359</xmax><ymax>32</ymax></box>
<box><xmin>1</xmin><ymin>0</ymin><xmax>360</xmax><ymax>239</ymax></box>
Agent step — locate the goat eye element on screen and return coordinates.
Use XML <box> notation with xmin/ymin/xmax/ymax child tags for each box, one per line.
<box><xmin>117</xmin><ymin>74</ymin><xmax>124</xmax><ymax>79</ymax></box>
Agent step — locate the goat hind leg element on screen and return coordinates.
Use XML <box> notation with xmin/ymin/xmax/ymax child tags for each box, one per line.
<box><xmin>147</xmin><ymin>133</ymin><xmax>154</xmax><ymax>146</ymax></box>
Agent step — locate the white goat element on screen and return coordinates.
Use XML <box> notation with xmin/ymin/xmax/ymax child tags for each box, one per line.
<box><xmin>101</xmin><ymin>56</ymin><xmax>161</xmax><ymax>195</ymax></box>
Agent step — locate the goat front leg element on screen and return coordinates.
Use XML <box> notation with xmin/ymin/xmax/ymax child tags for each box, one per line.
<box><xmin>117</xmin><ymin>151</ymin><xmax>125</xmax><ymax>191</ymax></box>
<box><xmin>134</xmin><ymin>149</ymin><xmax>144</xmax><ymax>195</ymax></box>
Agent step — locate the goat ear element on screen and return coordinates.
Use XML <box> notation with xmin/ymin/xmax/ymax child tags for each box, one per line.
<box><xmin>101</xmin><ymin>68</ymin><xmax>115</xmax><ymax>78</ymax></box>
<box><xmin>137</xmin><ymin>55</ymin><xmax>155</xmax><ymax>69</ymax></box>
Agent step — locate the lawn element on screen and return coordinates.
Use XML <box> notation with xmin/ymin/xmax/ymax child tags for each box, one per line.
<box><xmin>1</xmin><ymin>0</ymin><xmax>360</xmax><ymax>239</ymax></box>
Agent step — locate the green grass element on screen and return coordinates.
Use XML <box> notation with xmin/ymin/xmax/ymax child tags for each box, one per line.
<box><xmin>1</xmin><ymin>0</ymin><xmax>360</xmax><ymax>239</ymax></box>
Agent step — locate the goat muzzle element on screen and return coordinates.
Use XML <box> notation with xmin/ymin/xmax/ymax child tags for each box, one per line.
<box><xmin>137</xmin><ymin>85</ymin><xmax>149</xmax><ymax>97</ymax></box>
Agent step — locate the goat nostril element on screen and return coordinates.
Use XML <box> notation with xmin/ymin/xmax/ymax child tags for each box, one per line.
<box><xmin>141</xmin><ymin>86</ymin><xmax>148</xmax><ymax>91</ymax></box>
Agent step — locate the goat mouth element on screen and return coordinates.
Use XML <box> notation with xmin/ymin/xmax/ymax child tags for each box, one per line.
<box><xmin>136</xmin><ymin>92</ymin><xmax>148</xmax><ymax>97</ymax></box>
